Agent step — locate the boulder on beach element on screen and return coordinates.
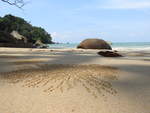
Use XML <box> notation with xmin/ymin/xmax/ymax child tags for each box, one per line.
<box><xmin>33</xmin><ymin>40</ymin><xmax>48</xmax><ymax>48</ymax></box>
<box><xmin>77</xmin><ymin>38</ymin><xmax>112</xmax><ymax>50</ymax></box>
<box><xmin>98</xmin><ymin>51</ymin><xmax>123</xmax><ymax>57</ymax></box>
<box><xmin>34</xmin><ymin>40</ymin><xmax>43</xmax><ymax>47</ymax></box>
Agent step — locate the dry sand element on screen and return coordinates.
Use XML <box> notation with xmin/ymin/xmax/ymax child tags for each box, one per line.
<box><xmin>0</xmin><ymin>47</ymin><xmax>150</xmax><ymax>113</ymax></box>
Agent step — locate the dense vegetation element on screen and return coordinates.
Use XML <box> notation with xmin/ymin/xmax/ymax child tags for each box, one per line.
<box><xmin>0</xmin><ymin>14</ymin><xmax>53</xmax><ymax>44</ymax></box>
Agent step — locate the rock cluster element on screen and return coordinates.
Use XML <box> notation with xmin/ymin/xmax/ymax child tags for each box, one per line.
<box><xmin>33</xmin><ymin>40</ymin><xmax>48</xmax><ymax>48</ymax></box>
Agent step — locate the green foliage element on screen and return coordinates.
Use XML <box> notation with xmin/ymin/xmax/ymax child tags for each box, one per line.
<box><xmin>0</xmin><ymin>14</ymin><xmax>52</xmax><ymax>43</ymax></box>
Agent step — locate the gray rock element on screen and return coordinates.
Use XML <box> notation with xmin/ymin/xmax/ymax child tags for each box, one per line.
<box><xmin>98</xmin><ymin>51</ymin><xmax>123</xmax><ymax>57</ymax></box>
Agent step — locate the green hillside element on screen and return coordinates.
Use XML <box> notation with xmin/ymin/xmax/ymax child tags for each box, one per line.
<box><xmin>0</xmin><ymin>14</ymin><xmax>53</xmax><ymax>44</ymax></box>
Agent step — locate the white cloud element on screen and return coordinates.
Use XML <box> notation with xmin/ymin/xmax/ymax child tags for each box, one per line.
<box><xmin>103</xmin><ymin>0</ymin><xmax>150</xmax><ymax>9</ymax></box>
<box><xmin>76</xmin><ymin>0</ymin><xmax>150</xmax><ymax>11</ymax></box>
<box><xmin>51</xmin><ymin>31</ymin><xmax>109</xmax><ymax>43</ymax></box>
<box><xmin>51</xmin><ymin>32</ymin><xmax>59</xmax><ymax>38</ymax></box>
<box><xmin>51</xmin><ymin>32</ymin><xmax>75</xmax><ymax>43</ymax></box>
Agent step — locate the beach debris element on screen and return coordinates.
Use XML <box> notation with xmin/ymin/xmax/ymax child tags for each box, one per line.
<box><xmin>77</xmin><ymin>38</ymin><xmax>112</xmax><ymax>50</ymax></box>
<box><xmin>98</xmin><ymin>51</ymin><xmax>123</xmax><ymax>57</ymax></box>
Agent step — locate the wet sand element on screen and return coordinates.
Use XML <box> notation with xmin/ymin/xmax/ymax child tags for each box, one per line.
<box><xmin>0</xmin><ymin>47</ymin><xmax>150</xmax><ymax>113</ymax></box>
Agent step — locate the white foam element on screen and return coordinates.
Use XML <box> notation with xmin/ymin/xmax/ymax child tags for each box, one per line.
<box><xmin>113</xmin><ymin>47</ymin><xmax>150</xmax><ymax>51</ymax></box>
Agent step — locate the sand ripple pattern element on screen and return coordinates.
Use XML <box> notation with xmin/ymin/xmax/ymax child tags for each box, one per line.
<box><xmin>0</xmin><ymin>64</ymin><xmax>118</xmax><ymax>98</ymax></box>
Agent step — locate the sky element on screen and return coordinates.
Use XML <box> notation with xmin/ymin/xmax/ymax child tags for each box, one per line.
<box><xmin>0</xmin><ymin>0</ymin><xmax>150</xmax><ymax>43</ymax></box>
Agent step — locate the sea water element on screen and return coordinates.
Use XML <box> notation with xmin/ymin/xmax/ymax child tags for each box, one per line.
<box><xmin>48</xmin><ymin>42</ymin><xmax>150</xmax><ymax>51</ymax></box>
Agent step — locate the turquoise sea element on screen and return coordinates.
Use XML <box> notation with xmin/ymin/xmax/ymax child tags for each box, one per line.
<box><xmin>48</xmin><ymin>42</ymin><xmax>150</xmax><ymax>51</ymax></box>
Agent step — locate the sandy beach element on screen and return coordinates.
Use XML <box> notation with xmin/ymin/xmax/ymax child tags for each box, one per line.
<box><xmin>0</xmin><ymin>47</ymin><xmax>150</xmax><ymax>113</ymax></box>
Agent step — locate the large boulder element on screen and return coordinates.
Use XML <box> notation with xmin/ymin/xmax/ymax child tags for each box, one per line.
<box><xmin>77</xmin><ymin>39</ymin><xmax>112</xmax><ymax>50</ymax></box>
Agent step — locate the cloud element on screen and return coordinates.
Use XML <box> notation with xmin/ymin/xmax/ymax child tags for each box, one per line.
<box><xmin>103</xmin><ymin>0</ymin><xmax>150</xmax><ymax>9</ymax></box>
<box><xmin>51</xmin><ymin>31</ymin><xmax>109</xmax><ymax>43</ymax></box>
<box><xmin>51</xmin><ymin>32</ymin><xmax>75</xmax><ymax>42</ymax></box>
<box><xmin>75</xmin><ymin>0</ymin><xmax>150</xmax><ymax>11</ymax></box>
<box><xmin>51</xmin><ymin>32</ymin><xmax>59</xmax><ymax>38</ymax></box>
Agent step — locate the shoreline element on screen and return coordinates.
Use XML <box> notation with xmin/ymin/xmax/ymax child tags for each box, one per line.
<box><xmin>0</xmin><ymin>47</ymin><xmax>150</xmax><ymax>72</ymax></box>
<box><xmin>47</xmin><ymin>42</ymin><xmax>150</xmax><ymax>51</ymax></box>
